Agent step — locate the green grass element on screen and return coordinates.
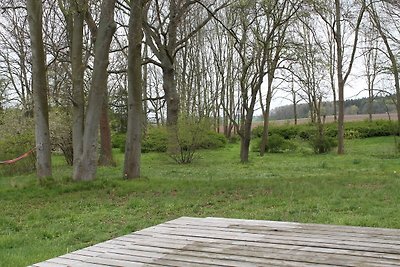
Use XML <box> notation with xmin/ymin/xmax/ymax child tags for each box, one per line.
<box><xmin>1</xmin><ymin>136</ymin><xmax>400</xmax><ymax>266</ymax></box>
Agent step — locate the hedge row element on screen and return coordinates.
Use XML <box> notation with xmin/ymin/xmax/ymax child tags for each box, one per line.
<box><xmin>112</xmin><ymin>126</ymin><xmax>227</xmax><ymax>153</ymax></box>
<box><xmin>252</xmin><ymin>120</ymin><xmax>399</xmax><ymax>140</ymax></box>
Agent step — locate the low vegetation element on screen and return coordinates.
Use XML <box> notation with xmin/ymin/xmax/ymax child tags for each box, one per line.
<box><xmin>1</xmin><ymin>135</ymin><xmax>400</xmax><ymax>266</ymax></box>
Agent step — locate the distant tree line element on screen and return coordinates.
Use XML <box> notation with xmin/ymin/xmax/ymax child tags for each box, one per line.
<box><xmin>269</xmin><ymin>95</ymin><xmax>398</xmax><ymax>121</ymax></box>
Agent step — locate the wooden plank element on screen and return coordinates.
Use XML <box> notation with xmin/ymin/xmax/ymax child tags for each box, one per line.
<box><xmin>167</xmin><ymin>217</ymin><xmax>400</xmax><ymax>242</ymax></box>
<box><xmin>60</xmin><ymin>253</ymin><xmax>145</xmax><ymax>267</ymax></box>
<box><xmin>46</xmin><ymin>257</ymin><xmax>102</xmax><ymax>267</ymax></box>
<box><xmin>163</xmin><ymin>221</ymin><xmax>400</xmax><ymax>248</ymax></box>
<box><xmin>136</xmin><ymin>224</ymin><xmax>400</xmax><ymax>255</ymax></box>
<box><xmin>205</xmin><ymin>217</ymin><xmax>400</xmax><ymax>236</ymax></box>
<box><xmin>30</xmin><ymin>217</ymin><xmax>400</xmax><ymax>267</ymax></box>
<box><xmin>111</xmin><ymin>236</ymin><xmax>400</xmax><ymax>261</ymax></box>
<box><xmin>168</xmin><ymin>217</ymin><xmax>400</xmax><ymax>242</ymax></box>
<box><xmin>99</xmin><ymin>236</ymin><xmax>399</xmax><ymax>267</ymax></box>
<box><xmin>114</xmin><ymin>234</ymin><xmax>400</xmax><ymax>261</ymax></box>
<box><xmin>160</xmin><ymin>220</ymin><xmax>400</xmax><ymax>246</ymax></box>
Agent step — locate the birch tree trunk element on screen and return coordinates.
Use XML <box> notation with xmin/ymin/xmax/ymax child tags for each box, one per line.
<box><xmin>73</xmin><ymin>0</ymin><xmax>116</xmax><ymax>181</ymax></box>
<box><xmin>124</xmin><ymin>0</ymin><xmax>144</xmax><ymax>179</ymax></box>
<box><xmin>27</xmin><ymin>0</ymin><xmax>52</xmax><ymax>179</ymax></box>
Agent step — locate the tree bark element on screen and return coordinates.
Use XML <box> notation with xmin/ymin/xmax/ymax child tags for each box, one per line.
<box><xmin>99</xmin><ymin>93</ymin><xmax>116</xmax><ymax>166</ymax></box>
<box><xmin>163</xmin><ymin>66</ymin><xmax>180</xmax><ymax>153</ymax></box>
<box><xmin>260</xmin><ymin>87</ymin><xmax>272</xmax><ymax>157</ymax></box>
<box><xmin>124</xmin><ymin>0</ymin><xmax>144</xmax><ymax>179</ymax></box>
<box><xmin>27</xmin><ymin>0</ymin><xmax>52</xmax><ymax>179</ymax></box>
<box><xmin>73</xmin><ymin>0</ymin><xmax>116</xmax><ymax>181</ymax></box>
<box><xmin>70</xmin><ymin>0</ymin><xmax>86</xmax><ymax>174</ymax></box>
<box><xmin>335</xmin><ymin>0</ymin><xmax>345</xmax><ymax>155</ymax></box>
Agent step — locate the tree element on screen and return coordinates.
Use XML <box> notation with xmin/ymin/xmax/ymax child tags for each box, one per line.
<box><xmin>258</xmin><ymin>0</ymin><xmax>300</xmax><ymax>157</ymax></box>
<box><xmin>314</xmin><ymin>0</ymin><xmax>365</xmax><ymax>154</ymax></box>
<box><xmin>59</xmin><ymin>0</ymin><xmax>87</xmax><ymax>173</ymax></box>
<box><xmin>123</xmin><ymin>0</ymin><xmax>145</xmax><ymax>179</ymax></box>
<box><xmin>73</xmin><ymin>0</ymin><xmax>116</xmax><ymax>181</ymax></box>
<box><xmin>367</xmin><ymin>1</ymin><xmax>400</xmax><ymax>126</ymax></box>
<box><xmin>27</xmin><ymin>0</ymin><xmax>52</xmax><ymax>178</ymax></box>
<box><xmin>143</xmin><ymin>0</ymin><xmax>226</xmax><ymax>152</ymax></box>
<box><xmin>0</xmin><ymin>2</ymin><xmax>33</xmax><ymax>112</ymax></box>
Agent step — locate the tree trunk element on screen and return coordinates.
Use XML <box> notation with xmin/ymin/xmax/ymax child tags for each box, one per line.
<box><xmin>335</xmin><ymin>0</ymin><xmax>345</xmax><ymax>155</ymax></box>
<box><xmin>260</xmin><ymin>110</ymin><xmax>271</xmax><ymax>157</ymax></box>
<box><xmin>240</xmin><ymin>113</ymin><xmax>253</xmax><ymax>163</ymax></box>
<box><xmin>368</xmin><ymin>77</ymin><xmax>373</xmax><ymax>122</ymax></box>
<box><xmin>123</xmin><ymin>0</ymin><xmax>143</xmax><ymax>179</ymax></box>
<box><xmin>240</xmin><ymin>134</ymin><xmax>250</xmax><ymax>163</ymax></box>
<box><xmin>98</xmin><ymin>93</ymin><xmax>115</xmax><ymax>166</ymax></box>
<box><xmin>27</xmin><ymin>0</ymin><xmax>52</xmax><ymax>179</ymax></box>
<box><xmin>71</xmin><ymin>1</ymin><xmax>85</xmax><ymax>174</ymax></box>
<box><xmin>73</xmin><ymin>0</ymin><xmax>116</xmax><ymax>181</ymax></box>
<box><xmin>260</xmin><ymin>84</ymin><xmax>273</xmax><ymax>157</ymax></box>
<box><xmin>163</xmin><ymin>66</ymin><xmax>180</xmax><ymax>153</ymax></box>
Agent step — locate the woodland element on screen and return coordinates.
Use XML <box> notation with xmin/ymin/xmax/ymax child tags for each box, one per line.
<box><xmin>0</xmin><ymin>0</ymin><xmax>400</xmax><ymax>181</ymax></box>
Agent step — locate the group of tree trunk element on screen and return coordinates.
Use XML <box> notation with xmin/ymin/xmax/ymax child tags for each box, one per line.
<box><xmin>2</xmin><ymin>0</ymin><xmax>400</xmax><ymax>180</ymax></box>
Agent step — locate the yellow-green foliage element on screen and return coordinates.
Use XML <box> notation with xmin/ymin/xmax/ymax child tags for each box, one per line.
<box><xmin>0</xmin><ymin>110</ymin><xmax>35</xmax><ymax>175</ymax></box>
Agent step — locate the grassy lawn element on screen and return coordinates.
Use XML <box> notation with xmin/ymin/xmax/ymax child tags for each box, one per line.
<box><xmin>1</xmin><ymin>136</ymin><xmax>400</xmax><ymax>266</ymax></box>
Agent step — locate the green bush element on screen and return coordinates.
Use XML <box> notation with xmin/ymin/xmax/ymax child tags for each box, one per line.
<box><xmin>252</xmin><ymin>135</ymin><xmax>297</xmax><ymax>153</ymax></box>
<box><xmin>310</xmin><ymin>134</ymin><xmax>337</xmax><ymax>154</ymax></box>
<box><xmin>49</xmin><ymin>110</ymin><xmax>73</xmax><ymax>165</ymax></box>
<box><xmin>271</xmin><ymin>125</ymin><xmax>299</xmax><ymax>139</ymax></box>
<box><xmin>252</xmin><ymin>120</ymin><xmax>399</xmax><ymax>142</ymax></box>
<box><xmin>228</xmin><ymin>134</ymin><xmax>240</xmax><ymax>144</ymax></box>
<box><xmin>345</xmin><ymin>129</ymin><xmax>361</xmax><ymax>139</ymax></box>
<box><xmin>142</xmin><ymin>126</ymin><xmax>168</xmax><ymax>153</ymax></box>
<box><xmin>198</xmin><ymin>131</ymin><xmax>227</xmax><ymax>149</ymax></box>
<box><xmin>111</xmin><ymin>133</ymin><xmax>126</xmax><ymax>149</ymax></box>
<box><xmin>0</xmin><ymin>110</ymin><xmax>36</xmax><ymax>175</ymax></box>
<box><xmin>251</xmin><ymin>125</ymin><xmax>264</xmax><ymax>138</ymax></box>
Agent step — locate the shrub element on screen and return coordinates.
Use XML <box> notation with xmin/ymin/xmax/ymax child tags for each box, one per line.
<box><xmin>345</xmin><ymin>129</ymin><xmax>361</xmax><ymax>139</ymax></box>
<box><xmin>168</xmin><ymin>118</ymin><xmax>204</xmax><ymax>164</ymax></box>
<box><xmin>49</xmin><ymin>110</ymin><xmax>73</xmax><ymax>165</ymax></box>
<box><xmin>111</xmin><ymin>133</ymin><xmax>126</xmax><ymax>150</ymax></box>
<box><xmin>198</xmin><ymin>131</ymin><xmax>227</xmax><ymax>149</ymax></box>
<box><xmin>0</xmin><ymin>110</ymin><xmax>36</xmax><ymax>175</ymax></box>
<box><xmin>271</xmin><ymin>125</ymin><xmax>299</xmax><ymax>139</ymax></box>
<box><xmin>229</xmin><ymin>134</ymin><xmax>240</xmax><ymax>144</ymax></box>
<box><xmin>252</xmin><ymin>135</ymin><xmax>297</xmax><ymax>153</ymax></box>
<box><xmin>251</xmin><ymin>125</ymin><xmax>264</xmax><ymax>138</ymax></box>
<box><xmin>142</xmin><ymin>126</ymin><xmax>168</xmax><ymax>153</ymax></box>
<box><xmin>310</xmin><ymin>134</ymin><xmax>337</xmax><ymax>154</ymax></box>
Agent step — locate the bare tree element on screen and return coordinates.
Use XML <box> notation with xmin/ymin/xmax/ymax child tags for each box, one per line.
<box><xmin>367</xmin><ymin>1</ymin><xmax>400</xmax><ymax>125</ymax></box>
<box><xmin>143</xmin><ymin>0</ymin><xmax>226</xmax><ymax>152</ymax></box>
<box><xmin>258</xmin><ymin>0</ymin><xmax>300</xmax><ymax>157</ymax></box>
<box><xmin>314</xmin><ymin>0</ymin><xmax>365</xmax><ymax>154</ymax></box>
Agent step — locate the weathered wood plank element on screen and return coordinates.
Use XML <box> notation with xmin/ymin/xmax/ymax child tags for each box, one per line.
<box><xmin>111</xmin><ymin>236</ymin><xmax>400</xmax><ymax>261</ymax></box>
<box><xmin>30</xmin><ymin>217</ymin><xmax>400</xmax><ymax>267</ymax></box>
<box><xmin>98</xmin><ymin>237</ymin><xmax>399</xmax><ymax>267</ymax></box>
<box><xmin>166</xmin><ymin>217</ymin><xmax>400</xmax><ymax>242</ymax></box>
<box><xmin>160</xmin><ymin>221</ymin><xmax>400</xmax><ymax>247</ymax></box>
<box><xmin>136</xmin><ymin>225</ymin><xmax>400</xmax><ymax>254</ymax></box>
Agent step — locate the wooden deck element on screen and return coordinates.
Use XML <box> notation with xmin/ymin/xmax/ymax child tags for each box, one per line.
<box><xmin>31</xmin><ymin>217</ymin><xmax>400</xmax><ymax>267</ymax></box>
